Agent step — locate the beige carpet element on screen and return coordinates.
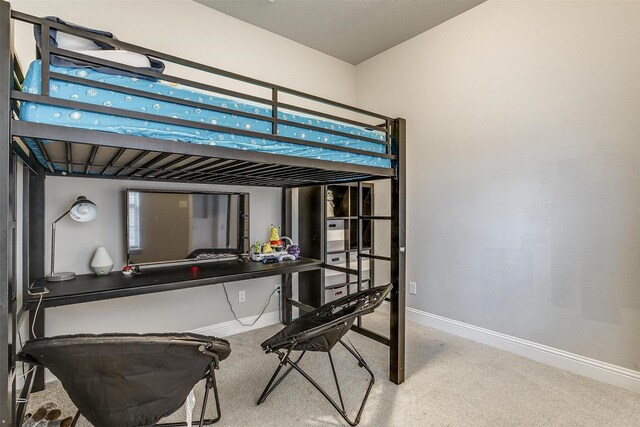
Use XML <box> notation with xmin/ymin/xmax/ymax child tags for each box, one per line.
<box><xmin>25</xmin><ymin>313</ymin><xmax>640</xmax><ymax>426</ymax></box>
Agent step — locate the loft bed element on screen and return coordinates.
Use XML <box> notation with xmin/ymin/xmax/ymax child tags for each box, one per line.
<box><xmin>0</xmin><ymin>2</ymin><xmax>406</xmax><ymax>426</ymax></box>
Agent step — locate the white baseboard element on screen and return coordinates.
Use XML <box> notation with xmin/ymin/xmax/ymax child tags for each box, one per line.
<box><xmin>385</xmin><ymin>303</ymin><xmax>640</xmax><ymax>393</ymax></box>
<box><xmin>188</xmin><ymin>310</ymin><xmax>280</xmax><ymax>337</ymax></box>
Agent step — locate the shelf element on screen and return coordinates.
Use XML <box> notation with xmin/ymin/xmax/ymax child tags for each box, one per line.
<box><xmin>326</xmin><ymin>247</ymin><xmax>372</xmax><ymax>255</ymax></box>
<box><xmin>325</xmin><ymin>216</ymin><xmax>377</xmax><ymax>221</ymax></box>
<box><xmin>298</xmin><ymin>183</ymin><xmax>376</xmax><ymax>308</ymax></box>
<box><xmin>324</xmin><ymin>279</ymin><xmax>372</xmax><ymax>289</ymax></box>
<box><xmin>326</xmin><ymin>249</ymin><xmax>347</xmax><ymax>255</ymax></box>
<box><xmin>349</xmin><ymin>279</ymin><xmax>372</xmax><ymax>285</ymax></box>
<box><xmin>24</xmin><ymin>257</ymin><xmax>322</xmax><ymax>310</ymax></box>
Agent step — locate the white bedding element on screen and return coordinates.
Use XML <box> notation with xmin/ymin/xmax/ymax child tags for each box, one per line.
<box><xmin>67</xmin><ymin>49</ymin><xmax>152</xmax><ymax>68</ymax></box>
<box><xmin>56</xmin><ymin>31</ymin><xmax>152</xmax><ymax>68</ymax></box>
<box><xmin>56</xmin><ymin>31</ymin><xmax>101</xmax><ymax>51</ymax></box>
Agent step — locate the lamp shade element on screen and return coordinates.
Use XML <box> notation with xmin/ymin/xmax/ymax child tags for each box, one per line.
<box><xmin>69</xmin><ymin>196</ymin><xmax>98</xmax><ymax>222</ymax></box>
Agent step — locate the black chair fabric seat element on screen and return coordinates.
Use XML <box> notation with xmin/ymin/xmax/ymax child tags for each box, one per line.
<box><xmin>262</xmin><ymin>314</ymin><xmax>357</xmax><ymax>353</ymax></box>
<box><xmin>19</xmin><ymin>333</ymin><xmax>230</xmax><ymax>427</ymax></box>
<box><xmin>261</xmin><ymin>284</ymin><xmax>390</xmax><ymax>353</ymax></box>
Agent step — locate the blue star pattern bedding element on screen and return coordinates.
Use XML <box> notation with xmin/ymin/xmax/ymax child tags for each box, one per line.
<box><xmin>19</xmin><ymin>61</ymin><xmax>391</xmax><ymax>171</ymax></box>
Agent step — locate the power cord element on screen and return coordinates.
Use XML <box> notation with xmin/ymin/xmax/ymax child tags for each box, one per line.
<box><xmin>17</xmin><ymin>329</ymin><xmax>25</xmax><ymax>378</ymax></box>
<box><xmin>30</xmin><ymin>293</ymin><xmax>43</xmax><ymax>340</ymax></box>
<box><xmin>17</xmin><ymin>366</ymin><xmax>36</xmax><ymax>379</ymax></box>
<box><xmin>28</xmin><ymin>278</ymin><xmax>48</xmax><ymax>340</ymax></box>
<box><xmin>222</xmin><ymin>283</ymin><xmax>278</xmax><ymax>327</ymax></box>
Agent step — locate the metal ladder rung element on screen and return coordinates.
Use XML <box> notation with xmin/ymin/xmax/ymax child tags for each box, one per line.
<box><xmin>358</xmin><ymin>215</ymin><xmax>391</xmax><ymax>221</ymax></box>
<box><xmin>359</xmin><ymin>253</ymin><xmax>391</xmax><ymax>262</ymax></box>
<box><xmin>323</xmin><ymin>264</ymin><xmax>358</xmax><ymax>275</ymax></box>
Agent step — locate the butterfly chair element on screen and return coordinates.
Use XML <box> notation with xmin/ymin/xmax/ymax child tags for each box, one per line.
<box><xmin>18</xmin><ymin>333</ymin><xmax>231</xmax><ymax>427</ymax></box>
<box><xmin>257</xmin><ymin>284</ymin><xmax>391</xmax><ymax>426</ymax></box>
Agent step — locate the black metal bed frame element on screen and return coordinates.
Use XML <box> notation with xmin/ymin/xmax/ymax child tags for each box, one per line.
<box><xmin>0</xmin><ymin>2</ymin><xmax>406</xmax><ymax>425</ymax></box>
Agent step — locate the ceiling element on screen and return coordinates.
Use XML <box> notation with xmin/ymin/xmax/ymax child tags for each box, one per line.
<box><xmin>194</xmin><ymin>0</ymin><xmax>486</xmax><ymax>65</ymax></box>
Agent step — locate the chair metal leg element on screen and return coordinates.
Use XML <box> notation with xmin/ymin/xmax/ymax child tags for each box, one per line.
<box><xmin>261</xmin><ymin>340</ymin><xmax>375</xmax><ymax>426</ymax></box>
<box><xmin>159</xmin><ymin>363</ymin><xmax>222</xmax><ymax>426</ymax></box>
<box><xmin>70</xmin><ymin>410</ymin><xmax>81</xmax><ymax>427</ymax></box>
<box><xmin>328</xmin><ymin>351</ymin><xmax>345</xmax><ymax>411</ymax></box>
<box><xmin>338</xmin><ymin>339</ymin><xmax>375</xmax><ymax>425</ymax></box>
<box><xmin>208</xmin><ymin>366</ymin><xmax>222</xmax><ymax>425</ymax></box>
<box><xmin>257</xmin><ymin>349</ymin><xmax>305</xmax><ymax>405</ymax></box>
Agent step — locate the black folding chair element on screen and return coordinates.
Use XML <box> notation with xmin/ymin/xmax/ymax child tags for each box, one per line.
<box><xmin>18</xmin><ymin>333</ymin><xmax>231</xmax><ymax>427</ymax></box>
<box><xmin>257</xmin><ymin>284</ymin><xmax>391</xmax><ymax>426</ymax></box>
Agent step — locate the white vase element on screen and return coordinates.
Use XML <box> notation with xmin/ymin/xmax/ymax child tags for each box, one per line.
<box><xmin>91</xmin><ymin>246</ymin><xmax>114</xmax><ymax>275</ymax></box>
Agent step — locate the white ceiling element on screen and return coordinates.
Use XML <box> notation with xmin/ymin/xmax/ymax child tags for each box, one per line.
<box><xmin>194</xmin><ymin>0</ymin><xmax>486</xmax><ymax>65</ymax></box>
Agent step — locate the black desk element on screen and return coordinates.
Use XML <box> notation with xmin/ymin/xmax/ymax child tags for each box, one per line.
<box><xmin>24</xmin><ymin>257</ymin><xmax>323</xmax><ymax>394</ymax></box>
<box><xmin>26</xmin><ymin>257</ymin><xmax>322</xmax><ymax>310</ymax></box>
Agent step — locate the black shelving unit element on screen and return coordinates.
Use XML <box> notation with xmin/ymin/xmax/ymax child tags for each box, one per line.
<box><xmin>299</xmin><ymin>183</ymin><xmax>374</xmax><ymax>307</ymax></box>
<box><xmin>298</xmin><ymin>181</ymin><xmax>395</xmax><ymax>344</ymax></box>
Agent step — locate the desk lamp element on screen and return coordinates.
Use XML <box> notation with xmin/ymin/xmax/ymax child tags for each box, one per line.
<box><xmin>47</xmin><ymin>196</ymin><xmax>98</xmax><ymax>282</ymax></box>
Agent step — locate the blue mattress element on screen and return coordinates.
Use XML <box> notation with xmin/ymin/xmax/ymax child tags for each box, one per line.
<box><xmin>19</xmin><ymin>61</ymin><xmax>390</xmax><ymax>170</ymax></box>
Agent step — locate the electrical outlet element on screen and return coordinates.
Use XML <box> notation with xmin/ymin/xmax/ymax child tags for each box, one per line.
<box><xmin>409</xmin><ymin>282</ymin><xmax>417</xmax><ymax>295</ymax></box>
<box><xmin>275</xmin><ymin>283</ymin><xmax>281</xmax><ymax>291</ymax></box>
<box><xmin>238</xmin><ymin>290</ymin><xmax>246</xmax><ymax>303</ymax></box>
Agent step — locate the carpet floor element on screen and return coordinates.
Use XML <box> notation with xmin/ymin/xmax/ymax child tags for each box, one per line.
<box><xmin>25</xmin><ymin>312</ymin><xmax>640</xmax><ymax>426</ymax></box>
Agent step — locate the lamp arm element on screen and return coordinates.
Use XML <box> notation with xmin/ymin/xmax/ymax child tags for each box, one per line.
<box><xmin>52</xmin><ymin>209</ymin><xmax>71</xmax><ymax>225</ymax></box>
<box><xmin>50</xmin><ymin>209</ymin><xmax>70</xmax><ymax>275</ymax></box>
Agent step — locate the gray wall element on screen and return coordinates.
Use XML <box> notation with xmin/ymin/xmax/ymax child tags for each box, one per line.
<box><xmin>356</xmin><ymin>0</ymin><xmax>640</xmax><ymax>371</ymax></box>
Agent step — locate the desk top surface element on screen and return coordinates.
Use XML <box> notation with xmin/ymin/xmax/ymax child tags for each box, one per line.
<box><xmin>26</xmin><ymin>257</ymin><xmax>322</xmax><ymax>309</ymax></box>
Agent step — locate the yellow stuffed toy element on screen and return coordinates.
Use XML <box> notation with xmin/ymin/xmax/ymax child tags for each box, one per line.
<box><xmin>269</xmin><ymin>225</ymin><xmax>283</xmax><ymax>250</ymax></box>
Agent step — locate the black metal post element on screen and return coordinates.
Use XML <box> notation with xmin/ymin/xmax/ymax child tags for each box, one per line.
<box><xmin>9</xmin><ymin>142</ymin><xmax>17</xmax><ymax>425</ymax></box>
<box><xmin>281</xmin><ymin>188</ymin><xmax>293</xmax><ymax>324</ymax></box>
<box><xmin>40</xmin><ymin>22</ymin><xmax>50</xmax><ymax>96</ymax></box>
<box><xmin>0</xmin><ymin>1</ymin><xmax>14</xmax><ymax>423</ymax></box>
<box><xmin>21</xmin><ymin>164</ymin><xmax>30</xmax><ymax>316</ymax></box>
<box><xmin>28</xmin><ymin>168</ymin><xmax>46</xmax><ymax>391</ymax></box>
<box><xmin>390</xmin><ymin>118</ymin><xmax>406</xmax><ymax>385</ymax></box>
<box><xmin>16</xmin><ymin>162</ymin><xmax>34</xmax><ymax>422</ymax></box>
<box><xmin>357</xmin><ymin>182</ymin><xmax>363</xmax><ymax>328</ymax></box>
<box><xmin>271</xmin><ymin>88</ymin><xmax>278</xmax><ymax>135</ymax></box>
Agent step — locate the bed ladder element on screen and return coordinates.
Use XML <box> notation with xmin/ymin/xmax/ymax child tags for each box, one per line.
<box><xmin>348</xmin><ymin>118</ymin><xmax>405</xmax><ymax>385</ymax></box>
<box><xmin>351</xmin><ymin>182</ymin><xmax>391</xmax><ymax>331</ymax></box>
